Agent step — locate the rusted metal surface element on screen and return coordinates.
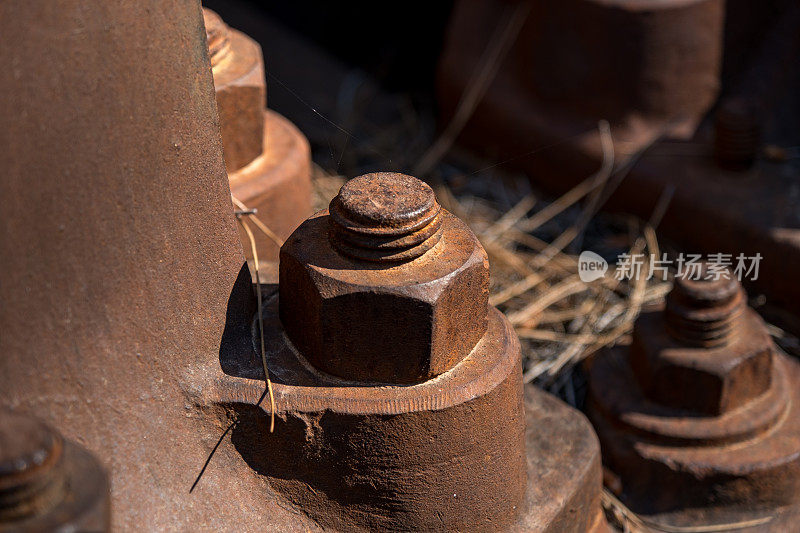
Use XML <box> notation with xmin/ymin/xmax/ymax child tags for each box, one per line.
<box><xmin>0</xmin><ymin>2</ymin><xmax>318</xmax><ymax>530</ymax></box>
<box><xmin>214</xmin><ymin>172</ymin><xmax>609</xmax><ymax>531</ymax></box>
<box><xmin>514</xmin><ymin>388</ymin><xmax>611</xmax><ymax>533</ymax></box>
<box><xmin>438</xmin><ymin>0</ymin><xmax>800</xmax><ymax>322</ymax></box>
<box><xmin>0</xmin><ymin>409</ymin><xmax>109</xmax><ymax>532</ymax></box>
<box><xmin>229</xmin><ymin>109</ymin><xmax>313</xmax><ymax>261</ymax></box>
<box><xmin>328</xmin><ymin>173</ymin><xmax>445</xmax><ymax>263</ymax></box>
<box><xmin>219</xmin><ymin>301</ymin><xmax>527</xmax><ymax>531</ymax></box>
<box><xmin>439</xmin><ymin>0</ymin><xmax>725</xmax><ymax>163</ymax></box>
<box><xmin>0</xmin><ymin>3</ymin><xmax>609</xmax><ymax>529</ymax></box>
<box><xmin>588</xmin><ymin>269</ymin><xmax>800</xmax><ymax>528</ymax></box>
<box><xmin>663</xmin><ymin>274</ymin><xmax>746</xmax><ymax>347</ymax></box>
<box><xmin>262</xmin><ymin>171</ymin><xmax>523</xmax><ymax>529</ymax></box>
<box><xmin>632</xmin><ymin>274</ymin><xmax>770</xmax><ymax>416</ymax></box>
<box><xmin>204</xmin><ymin>8</ymin><xmax>312</xmax><ymax>261</ymax></box>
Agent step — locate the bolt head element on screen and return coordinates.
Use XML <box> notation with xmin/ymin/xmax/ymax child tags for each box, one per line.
<box><xmin>665</xmin><ymin>274</ymin><xmax>745</xmax><ymax>347</ymax></box>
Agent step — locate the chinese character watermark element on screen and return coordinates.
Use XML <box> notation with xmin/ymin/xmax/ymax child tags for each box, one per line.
<box><xmin>577</xmin><ymin>252</ymin><xmax>762</xmax><ymax>283</ymax></box>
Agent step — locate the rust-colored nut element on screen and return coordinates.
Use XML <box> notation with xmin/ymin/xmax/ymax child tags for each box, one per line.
<box><xmin>631</xmin><ymin>273</ymin><xmax>773</xmax><ymax>416</ymax></box>
<box><xmin>203</xmin><ymin>8</ymin><xmax>266</xmax><ymax>173</ymax></box>
<box><xmin>279</xmin><ymin>173</ymin><xmax>489</xmax><ymax>384</ymax></box>
<box><xmin>630</xmin><ymin>311</ymin><xmax>773</xmax><ymax>416</ymax></box>
<box><xmin>589</xmin><ymin>266</ymin><xmax>800</xmax><ymax>522</ymax></box>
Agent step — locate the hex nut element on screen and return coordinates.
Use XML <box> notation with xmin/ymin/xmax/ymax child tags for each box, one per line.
<box><xmin>630</xmin><ymin>308</ymin><xmax>774</xmax><ymax>416</ymax></box>
<box><xmin>204</xmin><ymin>9</ymin><xmax>266</xmax><ymax>173</ymax></box>
<box><xmin>278</xmin><ymin>174</ymin><xmax>490</xmax><ymax>384</ymax></box>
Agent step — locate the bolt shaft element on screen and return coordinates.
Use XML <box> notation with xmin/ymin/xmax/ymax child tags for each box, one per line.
<box><xmin>328</xmin><ymin>173</ymin><xmax>444</xmax><ymax>262</ymax></box>
<box><xmin>665</xmin><ymin>269</ymin><xmax>746</xmax><ymax>347</ymax></box>
<box><xmin>714</xmin><ymin>97</ymin><xmax>761</xmax><ymax>170</ymax></box>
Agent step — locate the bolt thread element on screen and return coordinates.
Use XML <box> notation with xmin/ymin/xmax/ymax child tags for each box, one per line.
<box><xmin>328</xmin><ymin>173</ymin><xmax>444</xmax><ymax>262</ymax></box>
<box><xmin>664</xmin><ymin>270</ymin><xmax>746</xmax><ymax>347</ymax></box>
<box><xmin>0</xmin><ymin>412</ymin><xmax>67</xmax><ymax>522</ymax></box>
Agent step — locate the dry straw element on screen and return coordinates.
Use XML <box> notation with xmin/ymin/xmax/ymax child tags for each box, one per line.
<box><xmin>232</xmin><ymin>194</ymin><xmax>276</xmax><ymax>433</ymax></box>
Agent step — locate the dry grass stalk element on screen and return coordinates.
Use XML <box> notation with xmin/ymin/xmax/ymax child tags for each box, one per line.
<box><xmin>412</xmin><ymin>1</ymin><xmax>531</xmax><ymax>177</ymax></box>
<box><xmin>440</xmin><ymin>124</ymin><xmax>671</xmax><ymax>388</ymax></box>
<box><xmin>232</xmin><ymin>194</ymin><xmax>284</xmax><ymax>248</ymax></box>
<box><xmin>233</xmin><ymin>198</ymin><xmax>277</xmax><ymax>433</ymax></box>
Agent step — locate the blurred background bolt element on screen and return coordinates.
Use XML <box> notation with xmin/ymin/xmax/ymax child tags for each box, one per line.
<box><xmin>0</xmin><ymin>409</ymin><xmax>109</xmax><ymax>532</ymax></box>
<box><xmin>203</xmin><ymin>9</ymin><xmax>232</xmax><ymax>70</ymax></box>
<box><xmin>714</xmin><ymin>97</ymin><xmax>761</xmax><ymax>170</ymax></box>
<box><xmin>0</xmin><ymin>410</ymin><xmax>66</xmax><ymax>523</ymax></box>
<box><xmin>589</xmin><ymin>263</ymin><xmax>800</xmax><ymax>522</ymax></box>
<box><xmin>664</xmin><ymin>269</ymin><xmax>746</xmax><ymax>347</ymax></box>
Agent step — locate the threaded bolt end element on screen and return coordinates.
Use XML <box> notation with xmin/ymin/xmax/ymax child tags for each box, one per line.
<box><xmin>203</xmin><ymin>9</ymin><xmax>232</xmax><ymax>70</ymax></box>
<box><xmin>665</xmin><ymin>266</ymin><xmax>746</xmax><ymax>347</ymax></box>
<box><xmin>328</xmin><ymin>173</ymin><xmax>444</xmax><ymax>262</ymax></box>
<box><xmin>0</xmin><ymin>411</ymin><xmax>67</xmax><ymax>522</ymax></box>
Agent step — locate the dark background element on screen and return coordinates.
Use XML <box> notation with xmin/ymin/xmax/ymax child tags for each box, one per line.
<box><xmin>202</xmin><ymin>0</ymin><xmax>796</xmax><ymax>176</ymax></box>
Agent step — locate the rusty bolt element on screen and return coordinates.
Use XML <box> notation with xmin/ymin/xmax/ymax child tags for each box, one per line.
<box><xmin>714</xmin><ymin>97</ymin><xmax>761</xmax><ymax>170</ymax></box>
<box><xmin>0</xmin><ymin>410</ymin><xmax>109</xmax><ymax>531</ymax></box>
<box><xmin>0</xmin><ymin>411</ymin><xmax>66</xmax><ymax>523</ymax></box>
<box><xmin>664</xmin><ymin>272</ymin><xmax>746</xmax><ymax>347</ymax></box>
<box><xmin>203</xmin><ymin>8</ymin><xmax>266</xmax><ymax>173</ymax></box>
<box><xmin>279</xmin><ymin>172</ymin><xmax>489</xmax><ymax>384</ymax></box>
<box><xmin>631</xmin><ymin>267</ymin><xmax>773</xmax><ymax>416</ymax></box>
<box><xmin>328</xmin><ymin>173</ymin><xmax>444</xmax><ymax>262</ymax></box>
<box><xmin>203</xmin><ymin>9</ymin><xmax>232</xmax><ymax>70</ymax></box>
